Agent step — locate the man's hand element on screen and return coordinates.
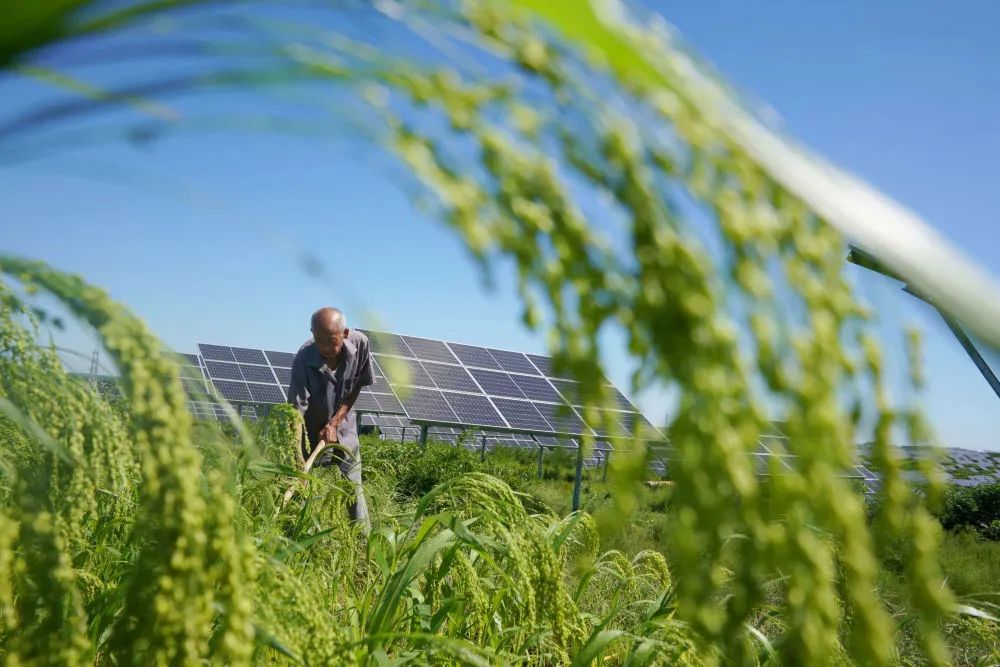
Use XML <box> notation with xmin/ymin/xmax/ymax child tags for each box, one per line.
<box><xmin>320</xmin><ymin>418</ymin><xmax>339</xmax><ymax>444</ymax></box>
<box><xmin>320</xmin><ymin>406</ymin><xmax>349</xmax><ymax>444</ymax></box>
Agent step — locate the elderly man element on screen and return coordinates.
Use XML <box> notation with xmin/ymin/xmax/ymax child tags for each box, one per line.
<box><xmin>288</xmin><ymin>307</ymin><xmax>374</xmax><ymax>530</ymax></box>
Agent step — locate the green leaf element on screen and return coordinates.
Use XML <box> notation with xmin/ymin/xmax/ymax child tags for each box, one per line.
<box><xmin>572</xmin><ymin>629</ymin><xmax>627</xmax><ymax>667</ymax></box>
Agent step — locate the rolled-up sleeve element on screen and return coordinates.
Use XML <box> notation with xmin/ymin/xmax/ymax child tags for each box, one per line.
<box><xmin>288</xmin><ymin>354</ymin><xmax>310</xmax><ymax>416</ymax></box>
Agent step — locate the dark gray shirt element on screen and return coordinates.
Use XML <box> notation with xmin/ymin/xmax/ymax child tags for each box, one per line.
<box><xmin>287</xmin><ymin>329</ymin><xmax>374</xmax><ymax>453</ymax></box>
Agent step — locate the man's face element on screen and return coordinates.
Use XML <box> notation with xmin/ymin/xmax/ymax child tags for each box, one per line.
<box><xmin>313</xmin><ymin>324</ymin><xmax>347</xmax><ymax>362</ymax></box>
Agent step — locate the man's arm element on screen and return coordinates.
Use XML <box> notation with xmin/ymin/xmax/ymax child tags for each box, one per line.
<box><xmin>323</xmin><ymin>338</ymin><xmax>375</xmax><ymax>437</ymax></box>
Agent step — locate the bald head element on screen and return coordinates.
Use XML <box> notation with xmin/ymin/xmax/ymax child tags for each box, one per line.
<box><xmin>311</xmin><ymin>307</ymin><xmax>345</xmax><ymax>333</ymax></box>
<box><xmin>311</xmin><ymin>307</ymin><xmax>348</xmax><ymax>363</ymax></box>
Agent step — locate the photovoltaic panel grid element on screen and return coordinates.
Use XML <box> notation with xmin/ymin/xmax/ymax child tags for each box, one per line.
<box><xmin>357</xmin><ymin>329</ymin><xmax>663</xmax><ymax>443</ymax></box>
<box><xmin>194</xmin><ymin>331</ymin><xmax>663</xmax><ymax>446</ymax></box>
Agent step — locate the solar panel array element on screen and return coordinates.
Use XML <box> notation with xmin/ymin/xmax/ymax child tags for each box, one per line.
<box><xmin>654</xmin><ymin>424</ymin><xmax>884</xmax><ymax>493</ymax></box>
<box><xmin>360</xmin><ymin>330</ymin><xmax>663</xmax><ymax>442</ymax></box>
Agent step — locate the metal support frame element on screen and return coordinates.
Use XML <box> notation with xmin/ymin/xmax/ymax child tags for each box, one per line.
<box><xmin>571</xmin><ymin>441</ymin><xmax>585</xmax><ymax>512</ymax></box>
<box><xmin>848</xmin><ymin>244</ymin><xmax>1000</xmax><ymax>402</ymax></box>
<box><xmin>480</xmin><ymin>434</ymin><xmax>487</xmax><ymax>462</ymax></box>
<box><xmin>602</xmin><ymin>450</ymin><xmax>611</xmax><ymax>483</ymax></box>
<box><xmin>419</xmin><ymin>424</ymin><xmax>428</xmax><ymax>447</ymax></box>
<box><xmin>537</xmin><ymin>443</ymin><xmax>545</xmax><ymax>480</ymax></box>
<box><xmin>938</xmin><ymin>313</ymin><xmax>1000</xmax><ymax>401</ymax></box>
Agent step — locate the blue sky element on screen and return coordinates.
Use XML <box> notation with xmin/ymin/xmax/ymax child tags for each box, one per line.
<box><xmin>2</xmin><ymin>1</ymin><xmax>1000</xmax><ymax>450</ymax></box>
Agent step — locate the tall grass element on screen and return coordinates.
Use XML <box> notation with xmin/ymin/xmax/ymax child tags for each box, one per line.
<box><xmin>2</xmin><ymin>1</ymin><xmax>1000</xmax><ymax>664</ymax></box>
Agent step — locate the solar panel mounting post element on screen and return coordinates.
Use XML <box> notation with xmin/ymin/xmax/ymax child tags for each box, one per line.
<box><xmin>537</xmin><ymin>443</ymin><xmax>544</xmax><ymax>480</ymax></box>
<box><xmin>480</xmin><ymin>434</ymin><xmax>487</xmax><ymax>462</ymax></box>
<box><xmin>602</xmin><ymin>450</ymin><xmax>610</xmax><ymax>483</ymax></box>
<box><xmin>419</xmin><ymin>424</ymin><xmax>428</xmax><ymax>447</ymax></box>
<box><xmin>571</xmin><ymin>441</ymin><xmax>585</xmax><ymax>512</ymax></box>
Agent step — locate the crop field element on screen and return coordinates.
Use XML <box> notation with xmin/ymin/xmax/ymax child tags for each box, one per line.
<box><xmin>0</xmin><ymin>296</ymin><xmax>997</xmax><ymax>664</ymax></box>
<box><xmin>4</xmin><ymin>1</ymin><xmax>1000</xmax><ymax>665</ymax></box>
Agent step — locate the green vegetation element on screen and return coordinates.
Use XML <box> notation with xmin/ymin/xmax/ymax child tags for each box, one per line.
<box><xmin>4</xmin><ymin>0</ymin><xmax>1000</xmax><ymax>664</ymax></box>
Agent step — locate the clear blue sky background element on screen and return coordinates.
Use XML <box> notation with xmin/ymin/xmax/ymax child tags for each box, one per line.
<box><xmin>2</xmin><ymin>1</ymin><xmax>999</xmax><ymax>450</ymax></box>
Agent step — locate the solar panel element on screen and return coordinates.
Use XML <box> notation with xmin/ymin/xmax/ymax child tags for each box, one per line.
<box><xmin>232</xmin><ymin>347</ymin><xmax>268</xmax><ymax>365</ymax></box>
<box><xmin>353</xmin><ymin>392</ymin><xmax>381</xmax><ymax>412</ymax></box>
<box><xmin>363</xmin><ymin>330</ymin><xmax>413</xmax><ymax>357</ymax></box>
<box><xmin>605</xmin><ymin>385</ymin><xmax>636</xmax><ymax>411</ymax></box>
<box><xmin>213</xmin><ymin>380</ymin><xmax>252</xmax><ymax>402</ymax></box>
<box><xmin>265</xmin><ymin>350</ymin><xmax>295</xmax><ymax>368</ymax></box>
<box><xmin>510</xmin><ymin>374</ymin><xmax>561</xmax><ymax>402</ymax></box>
<box><xmin>181</xmin><ymin>377</ymin><xmax>211</xmax><ymax>398</ymax></box>
<box><xmin>239</xmin><ymin>364</ymin><xmax>276</xmax><ymax>384</ymax></box>
<box><xmin>469</xmin><ymin>368</ymin><xmax>526</xmax><ymax>399</ymax></box>
<box><xmin>446</xmin><ymin>342</ymin><xmax>502</xmax><ymax>369</ymax></box>
<box><xmin>368</xmin><ymin>375</ymin><xmax>391</xmax><ymax>393</ymax></box>
<box><xmin>402</xmin><ymin>335</ymin><xmax>459</xmax><ymax>364</ymax></box>
<box><xmin>535</xmin><ymin>403</ymin><xmax>589</xmax><ymax>436</ymax></box>
<box><xmin>550</xmin><ymin>379</ymin><xmax>583</xmax><ymax>406</ymax></box>
<box><xmin>204</xmin><ymin>360</ymin><xmax>244</xmax><ymax>381</ymax></box>
<box><xmin>180</xmin><ymin>353</ymin><xmax>201</xmax><ymax>366</ymax></box>
<box><xmin>491</xmin><ymin>398</ymin><xmax>551</xmax><ymax>432</ymax></box>
<box><xmin>422</xmin><ymin>361</ymin><xmax>480</xmax><ymax>392</ymax></box>
<box><xmin>199</xmin><ymin>344</ymin><xmax>236</xmax><ymax>362</ymax></box>
<box><xmin>487</xmin><ymin>348</ymin><xmax>538</xmax><ymax>375</ymax></box>
<box><xmin>442</xmin><ymin>392</ymin><xmax>507</xmax><ymax>428</ymax></box>
<box><xmin>397</xmin><ymin>387</ymin><xmax>458</xmax><ymax>422</ymax></box>
<box><xmin>247</xmin><ymin>383</ymin><xmax>285</xmax><ymax>404</ymax></box>
<box><xmin>379</xmin><ymin>356</ymin><xmax>435</xmax><ymax>388</ymax></box>
<box><xmin>273</xmin><ymin>367</ymin><xmax>291</xmax><ymax>386</ymax></box>
<box><xmin>525</xmin><ymin>353</ymin><xmax>554</xmax><ymax>376</ymax></box>
<box><xmin>617</xmin><ymin>411</ymin><xmax>663</xmax><ymax>439</ymax></box>
<box><xmin>196</xmin><ymin>330</ymin><xmax>661</xmax><ymax>444</ymax></box>
<box><xmin>374</xmin><ymin>393</ymin><xmax>404</xmax><ymax>414</ymax></box>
